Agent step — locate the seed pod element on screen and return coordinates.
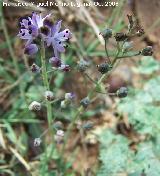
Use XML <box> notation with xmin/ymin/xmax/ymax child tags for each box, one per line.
<box><xmin>29</xmin><ymin>101</ymin><xmax>41</xmax><ymax>111</ymax></box>
<box><xmin>97</xmin><ymin>63</ymin><xmax>112</xmax><ymax>74</ymax></box>
<box><xmin>117</xmin><ymin>87</ymin><xmax>128</xmax><ymax>98</ymax></box>
<box><xmin>44</xmin><ymin>91</ymin><xmax>54</xmax><ymax>101</ymax></box>
<box><xmin>141</xmin><ymin>46</ymin><xmax>153</xmax><ymax>56</ymax></box>
<box><xmin>80</xmin><ymin>97</ymin><xmax>90</xmax><ymax>108</ymax></box>
<box><xmin>100</xmin><ymin>28</ymin><xmax>112</xmax><ymax>40</ymax></box>
<box><xmin>114</xmin><ymin>32</ymin><xmax>128</xmax><ymax>41</ymax></box>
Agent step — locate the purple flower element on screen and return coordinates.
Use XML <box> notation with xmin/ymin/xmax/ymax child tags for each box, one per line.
<box><xmin>65</xmin><ymin>93</ymin><xmax>75</xmax><ymax>101</ymax></box>
<box><xmin>46</xmin><ymin>20</ymin><xmax>72</xmax><ymax>57</ymax></box>
<box><xmin>24</xmin><ymin>44</ymin><xmax>38</xmax><ymax>55</ymax></box>
<box><xmin>18</xmin><ymin>12</ymin><xmax>51</xmax><ymax>54</ymax></box>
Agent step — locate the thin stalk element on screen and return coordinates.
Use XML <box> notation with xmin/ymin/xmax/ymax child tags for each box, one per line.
<box><xmin>40</xmin><ymin>40</ymin><xmax>52</xmax><ymax>127</ymax></box>
<box><xmin>105</xmin><ymin>39</ymin><xmax>111</xmax><ymax>64</ymax></box>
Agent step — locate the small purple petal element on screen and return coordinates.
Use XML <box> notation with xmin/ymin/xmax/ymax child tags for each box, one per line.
<box><xmin>24</xmin><ymin>44</ymin><xmax>38</xmax><ymax>55</ymax></box>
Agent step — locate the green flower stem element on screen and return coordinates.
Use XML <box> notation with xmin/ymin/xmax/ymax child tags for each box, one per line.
<box><xmin>40</xmin><ymin>40</ymin><xmax>52</xmax><ymax>127</ymax></box>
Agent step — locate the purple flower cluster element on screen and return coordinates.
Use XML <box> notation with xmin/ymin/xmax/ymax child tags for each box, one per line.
<box><xmin>18</xmin><ymin>12</ymin><xmax>72</xmax><ymax>71</ymax></box>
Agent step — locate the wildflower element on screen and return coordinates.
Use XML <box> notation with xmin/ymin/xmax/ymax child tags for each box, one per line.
<box><xmin>141</xmin><ymin>46</ymin><xmax>153</xmax><ymax>56</ymax></box>
<box><xmin>44</xmin><ymin>91</ymin><xmax>54</xmax><ymax>101</ymax></box>
<box><xmin>29</xmin><ymin>101</ymin><xmax>41</xmax><ymax>111</ymax></box>
<box><xmin>114</xmin><ymin>32</ymin><xmax>128</xmax><ymax>41</ymax></box>
<box><xmin>97</xmin><ymin>63</ymin><xmax>112</xmax><ymax>74</ymax></box>
<box><xmin>24</xmin><ymin>44</ymin><xmax>38</xmax><ymax>55</ymax></box>
<box><xmin>34</xmin><ymin>138</ymin><xmax>42</xmax><ymax>147</ymax></box>
<box><xmin>45</xmin><ymin>20</ymin><xmax>72</xmax><ymax>57</ymax></box>
<box><xmin>116</xmin><ymin>87</ymin><xmax>128</xmax><ymax>98</ymax></box>
<box><xmin>77</xmin><ymin>59</ymin><xmax>89</xmax><ymax>72</ymax></box>
<box><xmin>18</xmin><ymin>12</ymin><xmax>52</xmax><ymax>54</ymax></box>
<box><xmin>80</xmin><ymin>97</ymin><xmax>90</xmax><ymax>108</ymax></box>
<box><xmin>100</xmin><ymin>28</ymin><xmax>112</xmax><ymax>40</ymax></box>
<box><xmin>54</xmin><ymin>130</ymin><xmax>64</xmax><ymax>144</ymax></box>
<box><xmin>31</xmin><ymin>63</ymin><xmax>41</xmax><ymax>73</ymax></box>
<box><xmin>49</xmin><ymin>56</ymin><xmax>61</xmax><ymax>67</ymax></box>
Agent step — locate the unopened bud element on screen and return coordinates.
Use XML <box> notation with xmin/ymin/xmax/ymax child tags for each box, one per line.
<box><xmin>117</xmin><ymin>87</ymin><xmax>128</xmax><ymax>98</ymax></box>
<box><xmin>100</xmin><ymin>28</ymin><xmax>112</xmax><ymax>39</ymax></box>
<box><xmin>122</xmin><ymin>41</ymin><xmax>133</xmax><ymax>52</ymax></box>
<box><xmin>97</xmin><ymin>63</ymin><xmax>112</xmax><ymax>74</ymax></box>
<box><xmin>44</xmin><ymin>91</ymin><xmax>54</xmax><ymax>101</ymax></box>
<box><xmin>141</xmin><ymin>46</ymin><xmax>153</xmax><ymax>56</ymax></box>
<box><xmin>34</xmin><ymin>138</ymin><xmax>42</xmax><ymax>147</ymax></box>
<box><xmin>31</xmin><ymin>63</ymin><xmax>41</xmax><ymax>73</ymax></box>
<box><xmin>114</xmin><ymin>32</ymin><xmax>128</xmax><ymax>41</ymax></box>
<box><xmin>29</xmin><ymin>101</ymin><xmax>41</xmax><ymax>111</ymax></box>
<box><xmin>80</xmin><ymin>97</ymin><xmax>90</xmax><ymax>108</ymax></box>
<box><xmin>77</xmin><ymin>59</ymin><xmax>89</xmax><ymax>72</ymax></box>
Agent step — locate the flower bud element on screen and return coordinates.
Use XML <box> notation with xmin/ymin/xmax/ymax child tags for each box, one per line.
<box><xmin>65</xmin><ymin>92</ymin><xmax>75</xmax><ymax>101</ymax></box>
<box><xmin>116</xmin><ymin>87</ymin><xmax>128</xmax><ymax>98</ymax></box>
<box><xmin>53</xmin><ymin>121</ymin><xmax>64</xmax><ymax>130</ymax></box>
<box><xmin>49</xmin><ymin>57</ymin><xmax>61</xmax><ymax>67</ymax></box>
<box><xmin>29</xmin><ymin>101</ymin><xmax>41</xmax><ymax>111</ymax></box>
<box><xmin>122</xmin><ymin>41</ymin><xmax>133</xmax><ymax>52</ymax></box>
<box><xmin>141</xmin><ymin>46</ymin><xmax>153</xmax><ymax>56</ymax></box>
<box><xmin>60</xmin><ymin>100</ymin><xmax>67</xmax><ymax>108</ymax></box>
<box><xmin>114</xmin><ymin>33</ymin><xmax>128</xmax><ymax>42</ymax></box>
<box><xmin>59</xmin><ymin>64</ymin><xmax>70</xmax><ymax>72</ymax></box>
<box><xmin>44</xmin><ymin>91</ymin><xmax>54</xmax><ymax>101</ymax></box>
<box><xmin>77</xmin><ymin>59</ymin><xmax>89</xmax><ymax>72</ymax></box>
<box><xmin>54</xmin><ymin>130</ymin><xmax>64</xmax><ymax>144</ymax></box>
<box><xmin>100</xmin><ymin>28</ymin><xmax>112</xmax><ymax>39</ymax></box>
<box><xmin>80</xmin><ymin>97</ymin><xmax>90</xmax><ymax>108</ymax></box>
<box><xmin>34</xmin><ymin>138</ymin><xmax>42</xmax><ymax>147</ymax></box>
<box><xmin>24</xmin><ymin>44</ymin><xmax>38</xmax><ymax>55</ymax></box>
<box><xmin>31</xmin><ymin>63</ymin><xmax>41</xmax><ymax>73</ymax></box>
<box><xmin>97</xmin><ymin>63</ymin><xmax>112</xmax><ymax>74</ymax></box>
<box><xmin>82</xmin><ymin>121</ymin><xmax>94</xmax><ymax>130</ymax></box>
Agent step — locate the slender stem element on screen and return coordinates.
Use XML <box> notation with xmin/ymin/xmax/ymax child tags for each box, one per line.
<box><xmin>84</xmin><ymin>72</ymin><xmax>97</xmax><ymax>85</ymax></box>
<box><xmin>40</xmin><ymin>40</ymin><xmax>52</xmax><ymax>127</ymax></box>
<box><xmin>105</xmin><ymin>39</ymin><xmax>111</xmax><ymax>64</ymax></box>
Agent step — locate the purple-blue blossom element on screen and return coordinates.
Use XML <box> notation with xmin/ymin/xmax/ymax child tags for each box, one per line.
<box><xmin>46</xmin><ymin>20</ymin><xmax>72</xmax><ymax>58</ymax></box>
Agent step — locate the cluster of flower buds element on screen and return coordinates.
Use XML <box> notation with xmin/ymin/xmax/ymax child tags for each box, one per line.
<box><xmin>61</xmin><ymin>92</ymin><xmax>75</xmax><ymax>108</ymax></box>
<box><xmin>116</xmin><ymin>87</ymin><xmax>128</xmax><ymax>98</ymax></box>
<box><xmin>54</xmin><ymin>130</ymin><xmax>64</xmax><ymax>144</ymax></box>
<box><xmin>29</xmin><ymin>101</ymin><xmax>41</xmax><ymax>111</ymax></box>
<box><xmin>18</xmin><ymin>12</ymin><xmax>72</xmax><ymax>68</ymax></box>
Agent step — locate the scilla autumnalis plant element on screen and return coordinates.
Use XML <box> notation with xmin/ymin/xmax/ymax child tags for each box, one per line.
<box><xmin>18</xmin><ymin>12</ymin><xmax>153</xmax><ymax>174</ymax></box>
